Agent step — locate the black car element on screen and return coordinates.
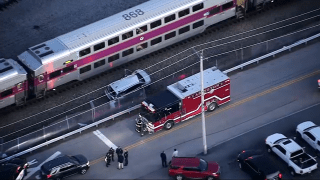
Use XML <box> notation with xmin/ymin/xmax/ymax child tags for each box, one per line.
<box><xmin>0</xmin><ymin>158</ymin><xmax>29</xmax><ymax>180</ymax></box>
<box><xmin>40</xmin><ymin>154</ymin><xmax>89</xmax><ymax>180</ymax></box>
<box><xmin>237</xmin><ymin>150</ymin><xmax>282</xmax><ymax>180</ymax></box>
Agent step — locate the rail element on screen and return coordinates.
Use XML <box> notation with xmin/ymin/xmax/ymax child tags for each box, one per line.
<box><xmin>223</xmin><ymin>33</ymin><xmax>320</xmax><ymax>74</ymax></box>
<box><xmin>0</xmin><ymin>104</ymin><xmax>140</xmax><ymax>163</ymax></box>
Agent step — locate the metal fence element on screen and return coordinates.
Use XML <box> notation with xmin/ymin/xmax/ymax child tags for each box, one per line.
<box><xmin>0</xmin><ymin>89</ymin><xmax>146</xmax><ymax>160</ymax></box>
<box><xmin>1</xmin><ymin>21</ymin><xmax>320</xmax><ymax>162</ymax></box>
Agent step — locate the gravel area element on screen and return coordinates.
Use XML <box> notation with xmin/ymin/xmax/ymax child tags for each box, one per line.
<box><xmin>0</xmin><ymin>0</ymin><xmax>320</xmax><ymax>139</ymax></box>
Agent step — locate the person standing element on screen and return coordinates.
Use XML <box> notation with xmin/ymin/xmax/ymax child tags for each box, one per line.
<box><xmin>109</xmin><ymin>147</ymin><xmax>115</xmax><ymax>162</ymax></box>
<box><xmin>160</xmin><ymin>151</ymin><xmax>167</xmax><ymax>167</ymax></box>
<box><xmin>116</xmin><ymin>147</ymin><xmax>123</xmax><ymax>156</ymax></box>
<box><xmin>124</xmin><ymin>149</ymin><xmax>129</xmax><ymax>166</ymax></box>
<box><xmin>172</xmin><ymin>149</ymin><xmax>178</xmax><ymax>158</ymax></box>
<box><xmin>118</xmin><ymin>154</ymin><xmax>124</xmax><ymax>170</ymax></box>
<box><xmin>105</xmin><ymin>152</ymin><xmax>111</xmax><ymax>167</ymax></box>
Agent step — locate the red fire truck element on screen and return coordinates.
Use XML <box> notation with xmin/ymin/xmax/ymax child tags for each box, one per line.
<box><xmin>135</xmin><ymin>66</ymin><xmax>230</xmax><ymax>136</ymax></box>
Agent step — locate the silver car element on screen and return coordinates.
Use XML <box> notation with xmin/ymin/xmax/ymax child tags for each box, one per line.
<box><xmin>105</xmin><ymin>69</ymin><xmax>151</xmax><ymax>100</ymax></box>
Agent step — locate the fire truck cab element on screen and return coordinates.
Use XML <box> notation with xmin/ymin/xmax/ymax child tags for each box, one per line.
<box><xmin>135</xmin><ymin>66</ymin><xmax>230</xmax><ymax>136</ymax></box>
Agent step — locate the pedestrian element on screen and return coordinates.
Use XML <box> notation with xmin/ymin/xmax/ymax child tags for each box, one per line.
<box><xmin>109</xmin><ymin>147</ymin><xmax>115</xmax><ymax>162</ymax></box>
<box><xmin>172</xmin><ymin>149</ymin><xmax>178</xmax><ymax>158</ymax></box>
<box><xmin>124</xmin><ymin>149</ymin><xmax>128</xmax><ymax>166</ymax></box>
<box><xmin>116</xmin><ymin>146</ymin><xmax>123</xmax><ymax>158</ymax></box>
<box><xmin>104</xmin><ymin>152</ymin><xmax>111</xmax><ymax>167</ymax></box>
<box><xmin>118</xmin><ymin>154</ymin><xmax>124</xmax><ymax>170</ymax></box>
<box><xmin>160</xmin><ymin>151</ymin><xmax>167</xmax><ymax>167</ymax></box>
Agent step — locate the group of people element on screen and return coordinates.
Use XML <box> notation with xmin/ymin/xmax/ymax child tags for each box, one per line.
<box><xmin>160</xmin><ymin>149</ymin><xmax>178</xmax><ymax>168</ymax></box>
<box><xmin>105</xmin><ymin>146</ymin><xmax>128</xmax><ymax>170</ymax></box>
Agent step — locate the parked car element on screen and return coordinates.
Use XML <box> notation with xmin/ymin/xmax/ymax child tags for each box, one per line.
<box><xmin>168</xmin><ymin>157</ymin><xmax>220</xmax><ymax>180</ymax></box>
<box><xmin>265</xmin><ymin>133</ymin><xmax>317</xmax><ymax>176</ymax></box>
<box><xmin>105</xmin><ymin>69</ymin><xmax>151</xmax><ymax>100</ymax></box>
<box><xmin>237</xmin><ymin>150</ymin><xmax>282</xmax><ymax>180</ymax></box>
<box><xmin>40</xmin><ymin>154</ymin><xmax>89</xmax><ymax>180</ymax></box>
<box><xmin>0</xmin><ymin>157</ymin><xmax>29</xmax><ymax>180</ymax></box>
<box><xmin>296</xmin><ymin>121</ymin><xmax>320</xmax><ymax>152</ymax></box>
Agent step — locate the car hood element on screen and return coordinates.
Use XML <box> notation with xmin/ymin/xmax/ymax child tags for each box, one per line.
<box><xmin>207</xmin><ymin>162</ymin><xmax>219</xmax><ymax>173</ymax></box>
<box><xmin>266</xmin><ymin>133</ymin><xmax>286</xmax><ymax>144</ymax></box>
<box><xmin>72</xmin><ymin>155</ymin><xmax>88</xmax><ymax>164</ymax></box>
<box><xmin>297</xmin><ymin>121</ymin><xmax>315</xmax><ymax>131</ymax></box>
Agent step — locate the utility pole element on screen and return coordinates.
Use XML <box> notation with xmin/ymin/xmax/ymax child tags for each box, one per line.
<box><xmin>200</xmin><ymin>50</ymin><xmax>207</xmax><ymax>154</ymax></box>
<box><xmin>192</xmin><ymin>48</ymin><xmax>208</xmax><ymax>155</ymax></box>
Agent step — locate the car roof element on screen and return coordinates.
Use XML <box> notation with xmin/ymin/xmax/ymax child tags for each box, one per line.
<box><xmin>42</xmin><ymin>155</ymin><xmax>74</xmax><ymax>171</ymax></box>
<box><xmin>248</xmin><ymin>155</ymin><xmax>279</xmax><ymax>175</ymax></box>
<box><xmin>309</xmin><ymin>127</ymin><xmax>320</xmax><ymax>139</ymax></box>
<box><xmin>171</xmin><ymin>157</ymin><xmax>200</xmax><ymax>168</ymax></box>
<box><xmin>110</xmin><ymin>74</ymin><xmax>140</xmax><ymax>94</ymax></box>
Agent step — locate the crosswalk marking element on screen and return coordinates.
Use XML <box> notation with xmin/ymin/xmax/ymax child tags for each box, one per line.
<box><xmin>93</xmin><ymin>130</ymin><xmax>117</xmax><ymax>149</ymax></box>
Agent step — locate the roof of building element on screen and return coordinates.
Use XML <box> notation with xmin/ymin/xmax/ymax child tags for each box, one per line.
<box><xmin>167</xmin><ymin>67</ymin><xmax>229</xmax><ymax>99</ymax></box>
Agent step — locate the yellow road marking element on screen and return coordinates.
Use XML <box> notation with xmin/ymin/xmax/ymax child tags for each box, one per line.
<box><xmin>91</xmin><ymin>70</ymin><xmax>320</xmax><ymax>165</ymax></box>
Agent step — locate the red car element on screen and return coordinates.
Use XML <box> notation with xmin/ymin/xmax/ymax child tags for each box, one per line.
<box><xmin>168</xmin><ymin>157</ymin><xmax>220</xmax><ymax>180</ymax></box>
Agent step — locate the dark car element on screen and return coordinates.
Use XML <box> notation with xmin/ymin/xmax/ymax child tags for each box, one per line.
<box><xmin>168</xmin><ymin>157</ymin><xmax>220</xmax><ymax>180</ymax></box>
<box><xmin>0</xmin><ymin>157</ymin><xmax>29</xmax><ymax>180</ymax></box>
<box><xmin>237</xmin><ymin>150</ymin><xmax>282</xmax><ymax>180</ymax></box>
<box><xmin>40</xmin><ymin>154</ymin><xmax>89</xmax><ymax>180</ymax></box>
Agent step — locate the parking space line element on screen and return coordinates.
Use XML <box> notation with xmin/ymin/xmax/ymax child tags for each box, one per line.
<box><xmin>93</xmin><ymin>130</ymin><xmax>117</xmax><ymax>149</ymax></box>
<box><xmin>25</xmin><ymin>151</ymin><xmax>61</xmax><ymax>180</ymax></box>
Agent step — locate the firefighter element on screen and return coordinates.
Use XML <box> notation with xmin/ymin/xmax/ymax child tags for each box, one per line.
<box><xmin>105</xmin><ymin>152</ymin><xmax>111</xmax><ymax>167</ymax></box>
<box><xmin>135</xmin><ymin>119</ymin><xmax>143</xmax><ymax>133</ymax></box>
<box><xmin>108</xmin><ymin>147</ymin><xmax>115</xmax><ymax>162</ymax></box>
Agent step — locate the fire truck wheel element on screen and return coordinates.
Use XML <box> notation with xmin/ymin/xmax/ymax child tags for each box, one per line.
<box><xmin>164</xmin><ymin>121</ymin><xmax>174</xmax><ymax>130</ymax></box>
<box><xmin>208</xmin><ymin>102</ymin><xmax>217</xmax><ymax>112</ymax></box>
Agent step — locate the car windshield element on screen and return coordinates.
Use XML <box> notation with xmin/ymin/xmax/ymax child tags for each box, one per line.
<box><xmin>198</xmin><ymin>159</ymin><xmax>208</xmax><ymax>171</ymax></box>
<box><xmin>107</xmin><ymin>86</ymin><xmax>117</xmax><ymax>97</ymax></box>
<box><xmin>136</xmin><ymin>73</ymin><xmax>145</xmax><ymax>83</ymax></box>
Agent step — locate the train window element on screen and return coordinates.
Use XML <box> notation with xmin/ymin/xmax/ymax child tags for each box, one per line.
<box><xmin>193</xmin><ymin>20</ymin><xmax>204</xmax><ymax>29</ymax></box>
<box><xmin>165</xmin><ymin>31</ymin><xmax>176</xmax><ymax>40</ymax></box>
<box><xmin>122</xmin><ymin>31</ymin><xmax>133</xmax><ymax>40</ymax></box>
<box><xmin>151</xmin><ymin>20</ymin><xmax>162</xmax><ymax>29</ymax></box>
<box><xmin>94</xmin><ymin>59</ymin><xmax>106</xmax><ymax>68</ymax></box>
<box><xmin>222</xmin><ymin>1</ymin><xmax>234</xmax><ymax>10</ymax></box>
<box><xmin>50</xmin><ymin>70</ymin><xmax>61</xmax><ymax>79</ymax></box>
<box><xmin>79</xmin><ymin>48</ymin><xmax>91</xmax><ymax>57</ymax></box>
<box><xmin>122</xmin><ymin>48</ymin><xmax>134</xmax><ymax>57</ymax></box>
<box><xmin>179</xmin><ymin>25</ymin><xmax>190</xmax><ymax>35</ymax></box>
<box><xmin>108</xmin><ymin>37</ymin><xmax>119</xmax><ymax>46</ymax></box>
<box><xmin>80</xmin><ymin>65</ymin><xmax>91</xmax><ymax>74</ymax></box>
<box><xmin>94</xmin><ymin>42</ymin><xmax>105</xmax><ymax>51</ymax></box>
<box><xmin>193</xmin><ymin>3</ymin><xmax>204</xmax><ymax>12</ymax></box>
<box><xmin>178</xmin><ymin>8</ymin><xmax>190</xmax><ymax>18</ymax></box>
<box><xmin>209</xmin><ymin>6</ymin><xmax>220</xmax><ymax>15</ymax></box>
<box><xmin>38</xmin><ymin>75</ymin><xmax>44</xmax><ymax>82</ymax></box>
<box><xmin>136</xmin><ymin>42</ymin><xmax>148</xmax><ymax>51</ymax></box>
<box><xmin>151</xmin><ymin>37</ymin><xmax>162</xmax><ymax>46</ymax></box>
<box><xmin>136</xmin><ymin>25</ymin><xmax>148</xmax><ymax>35</ymax></box>
<box><xmin>165</xmin><ymin>14</ymin><xmax>176</xmax><ymax>23</ymax></box>
<box><xmin>0</xmin><ymin>89</ymin><xmax>13</xmax><ymax>97</ymax></box>
<box><xmin>108</xmin><ymin>54</ymin><xmax>119</xmax><ymax>62</ymax></box>
<box><xmin>63</xmin><ymin>65</ymin><xmax>74</xmax><ymax>73</ymax></box>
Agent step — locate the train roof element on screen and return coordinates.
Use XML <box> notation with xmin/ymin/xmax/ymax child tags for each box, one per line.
<box><xmin>167</xmin><ymin>67</ymin><xmax>229</xmax><ymax>99</ymax></box>
<box><xmin>0</xmin><ymin>58</ymin><xmax>27</xmax><ymax>90</ymax></box>
<box><xmin>56</xmin><ymin>0</ymin><xmax>203</xmax><ymax>52</ymax></box>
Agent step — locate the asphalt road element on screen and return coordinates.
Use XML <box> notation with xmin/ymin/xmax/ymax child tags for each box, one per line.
<box><xmin>18</xmin><ymin>38</ymin><xmax>320</xmax><ymax>180</ymax></box>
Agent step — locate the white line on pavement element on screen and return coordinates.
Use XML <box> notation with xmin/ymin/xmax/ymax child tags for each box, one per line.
<box><xmin>25</xmin><ymin>151</ymin><xmax>61</xmax><ymax>180</ymax></box>
<box><xmin>93</xmin><ymin>130</ymin><xmax>117</xmax><ymax>149</ymax></box>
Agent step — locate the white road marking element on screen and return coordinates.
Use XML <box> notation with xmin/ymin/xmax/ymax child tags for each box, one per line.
<box><xmin>25</xmin><ymin>151</ymin><xmax>61</xmax><ymax>180</ymax></box>
<box><xmin>93</xmin><ymin>130</ymin><xmax>117</xmax><ymax>149</ymax></box>
<box><xmin>27</xmin><ymin>159</ymin><xmax>38</xmax><ymax>166</ymax></box>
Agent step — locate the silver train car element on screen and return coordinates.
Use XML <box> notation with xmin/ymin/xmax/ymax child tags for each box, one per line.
<box><xmin>1</xmin><ymin>0</ymin><xmax>274</xmax><ymax>109</ymax></box>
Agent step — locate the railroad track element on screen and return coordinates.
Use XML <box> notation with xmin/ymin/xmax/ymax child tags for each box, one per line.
<box><xmin>1</xmin><ymin>0</ymin><xmax>319</xmax><ymax>141</ymax></box>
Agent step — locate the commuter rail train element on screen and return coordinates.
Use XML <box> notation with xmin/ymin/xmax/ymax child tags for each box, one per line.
<box><xmin>0</xmin><ymin>0</ymin><xmax>276</xmax><ymax>109</ymax></box>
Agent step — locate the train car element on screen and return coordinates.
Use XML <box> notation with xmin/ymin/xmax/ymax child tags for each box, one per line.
<box><xmin>4</xmin><ymin>0</ymin><xmax>274</xmax><ymax>108</ymax></box>
<box><xmin>0</xmin><ymin>58</ymin><xmax>28</xmax><ymax>109</ymax></box>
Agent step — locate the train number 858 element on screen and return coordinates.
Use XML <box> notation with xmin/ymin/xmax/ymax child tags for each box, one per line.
<box><xmin>122</xmin><ymin>9</ymin><xmax>144</xmax><ymax>20</ymax></box>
